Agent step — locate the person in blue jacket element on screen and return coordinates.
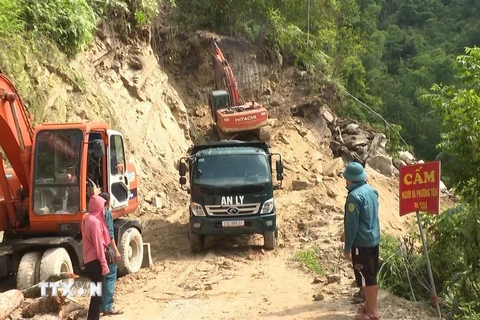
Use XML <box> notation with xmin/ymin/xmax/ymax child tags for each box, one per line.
<box><xmin>340</xmin><ymin>162</ymin><xmax>381</xmax><ymax>320</ymax></box>
<box><xmin>98</xmin><ymin>193</ymin><xmax>124</xmax><ymax>316</ymax></box>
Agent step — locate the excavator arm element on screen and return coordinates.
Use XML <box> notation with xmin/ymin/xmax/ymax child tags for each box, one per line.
<box><xmin>0</xmin><ymin>74</ymin><xmax>34</xmax><ymax>195</ymax></box>
<box><xmin>211</xmin><ymin>40</ymin><xmax>243</xmax><ymax>107</ymax></box>
<box><xmin>0</xmin><ymin>74</ymin><xmax>34</xmax><ymax>229</ymax></box>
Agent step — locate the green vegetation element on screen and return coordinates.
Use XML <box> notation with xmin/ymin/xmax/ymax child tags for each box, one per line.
<box><xmin>170</xmin><ymin>0</ymin><xmax>480</xmax><ymax>160</ymax></box>
<box><xmin>0</xmin><ymin>0</ymin><xmax>164</xmax><ymax>117</ymax></box>
<box><xmin>295</xmin><ymin>247</ymin><xmax>325</xmax><ymax>275</ymax></box>
<box><xmin>377</xmin><ymin>47</ymin><xmax>480</xmax><ymax>319</ymax></box>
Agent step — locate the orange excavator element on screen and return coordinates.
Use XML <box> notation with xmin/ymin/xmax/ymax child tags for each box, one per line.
<box><xmin>209</xmin><ymin>40</ymin><xmax>269</xmax><ymax>141</ymax></box>
<box><xmin>0</xmin><ymin>73</ymin><xmax>144</xmax><ymax>289</ymax></box>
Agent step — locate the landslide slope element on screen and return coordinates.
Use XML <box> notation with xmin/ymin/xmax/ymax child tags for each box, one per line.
<box><xmin>2</xmin><ymin>24</ymin><xmax>450</xmax><ymax>320</ymax></box>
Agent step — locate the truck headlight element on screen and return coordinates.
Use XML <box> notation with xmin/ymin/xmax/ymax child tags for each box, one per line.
<box><xmin>260</xmin><ymin>198</ymin><xmax>274</xmax><ymax>214</ymax></box>
<box><xmin>190</xmin><ymin>202</ymin><xmax>206</xmax><ymax>216</ymax></box>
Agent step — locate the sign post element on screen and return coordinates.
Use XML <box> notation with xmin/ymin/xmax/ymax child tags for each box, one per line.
<box><xmin>399</xmin><ymin>161</ymin><xmax>441</xmax><ymax>318</ymax></box>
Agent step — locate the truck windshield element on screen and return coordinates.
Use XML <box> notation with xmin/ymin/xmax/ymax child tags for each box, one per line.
<box><xmin>33</xmin><ymin>129</ymin><xmax>83</xmax><ymax>215</ymax></box>
<box><xmin>193</xmin><ymin>153</ymin><xmax>270</xmax><ymax>187</ymax></box>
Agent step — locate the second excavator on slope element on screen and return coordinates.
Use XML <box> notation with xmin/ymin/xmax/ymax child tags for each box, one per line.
<box><xmin>208</xmin><ymin>40</ymin><xmax>270</xmax><ymax>141</ymax></box>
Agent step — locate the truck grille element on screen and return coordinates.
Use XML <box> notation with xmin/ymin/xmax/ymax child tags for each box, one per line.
<box><xmin>204</xmin><ymin>203</ymin><xmax>261</xmax><ymax>216</ymax></box>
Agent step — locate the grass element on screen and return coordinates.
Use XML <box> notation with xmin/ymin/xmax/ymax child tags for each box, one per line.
<box><xmin>294</xmin><ymin>247</ymin><xmax>325</xmax><ymax>276</ymax></box>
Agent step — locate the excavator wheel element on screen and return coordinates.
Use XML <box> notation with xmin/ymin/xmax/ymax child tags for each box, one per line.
<box><xmin>117</xmin><ymin>227</ymin><xmax>144</xmax><ymax>277</ymax></box>
<box><xmin>39</xmin><ymin>248</ymin><xmax>73</xmax><ymax>282</ymax></box>
<box><xmin>16</xmin><ymin>251</ymin><xmax>43</xmax><ymax>290</ymax></box>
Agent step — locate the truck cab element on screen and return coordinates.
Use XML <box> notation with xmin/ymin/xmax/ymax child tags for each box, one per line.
<box><xmin>178</xmin><ymin>140</ymin><xmax>284</xmax><ymax>252</ymax></box>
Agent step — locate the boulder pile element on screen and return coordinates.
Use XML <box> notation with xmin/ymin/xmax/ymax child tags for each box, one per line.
<box><xmin>290</xmin><ymin>101</ymin><xmax>454</xmax><ymax>199</ymax></box>
<box><xmin>329</xmin><ymin>118</ymin><xmax>397</xmax><ymax>177</ymax></box>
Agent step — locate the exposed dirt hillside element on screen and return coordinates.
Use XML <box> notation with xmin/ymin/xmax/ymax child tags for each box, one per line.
<box><xmin>3</xmin><ymin>25</ymin><xmax>453</xmax><ymax>320</ymax></box>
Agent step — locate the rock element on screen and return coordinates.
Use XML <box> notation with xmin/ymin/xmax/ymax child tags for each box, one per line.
<box><xmin>267</xmin><ymin>118</ymin><xmax>278</xmax><ymax>127</ymax></box>
<box><xmin>152</xmin><ymin>196</ymin><xmax>162</xmax><ymax>208</ymax></box>
<box><xmin>399</xmin><ymin>151</ymin><xmax>416</xmax><ymax>164</ymax></box>
<box><xmin>291</xmin><ymin>180</ymin><xmax>311</xmax><ymax>191</ymax></box>
<box><xmin>330</xmin><ymin>140</ymin><xmax>341</xmax><ymax>152</ymax></box>
<box><xmin>278</xmin><ymin>133</ymin><xmax>291</xmax><ymax>145</ymax></box>
<box><xmin>323</xmin><ymin>157</ymin><xmax>344</xmax><ymax>177</ymax></box>
<box><xmin>339</xmin><ymin>146</ymin><xmax>354</xmax><ymax>163</ymax></box>
<box><xmin>311</xmin><ymin>151</ymin><xmax>323</xmax><ymax>161</ymax></box>
<box><xmin>311</xmin><ymin>162</ymin><xmax>323</xmax><ymax>174</ymax></box>
<box><xmin>312</xmin><ymin>276</ymin><xmax>322</xmax><ymax>284</ymax></box>
<box><xmin>194</xmin><ymin>108</ymin><xmax>205</xmax><ymax>117</ymax></box>
<box><xmin>297</xmin><ymin>127</ymin><xmax>308</xmax><ymax>137</ymax></box>
<box><xmin>366</xmin><ymin>155</ymin><xmax>394</xmax><ymax>177</ymax></box>
<box><xmin>345</xmin><ymin>123</ymin><xmax>360</xmax><ymax>135</ymax></box>
<box><xmin>327</xmin><ymin>274</ymin><xmax>341</xmax><ymax>284</ymax></box>
<box><xmin>343</xmin><ymin>133</ymin><xmax>369</xmax><ymax>149</ymax></box>
<box><xmin>440</xmin><ymin>180</ymin><xmax>448</xmax><ymax>192</ymax></box>
<box><xmin>313</xmin><ymin>293</ymin><xmax>325</xmax><ymax>301</ymax></box>
<box><xmin>392</xmin><ymin>158</ymin><xmax>406</xmax><ymax>170</ymax></box>
<box><xmin>326</xmin><ymin>189</ymin><xmax>337</xmax><ymax>198</ymax></box>
<box><xmin>321</xmin><ymin>106</ymin><xmax>336</xmax><ymax>124</ymax></box>
<box><xmin>128</xmin><ymin>56</ymin><xmax>144</xmax><ymax>70</ymax></box>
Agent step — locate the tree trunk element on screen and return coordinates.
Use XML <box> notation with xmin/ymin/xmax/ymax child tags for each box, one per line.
<box><xmin>0</xmin><ymin>289</ymin><xmax>24</xmax><ymax>320</ymax></box>
<box><xmin>21</xmin><ymin>292</ymin><xmax>84</xmax><ymax>319</ymax></box>
<box><xmin>21</xmin><ymin>294</ymin><xmax>66</xmax><ymax>318</ymax></box>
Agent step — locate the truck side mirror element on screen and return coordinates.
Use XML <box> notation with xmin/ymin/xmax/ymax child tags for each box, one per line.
<box><xmin>179</xmin><ymin>161</ymin><xmax>187</xmax><ymax>177</ymax></box>
<box><xmin>276</xmin><ymin>160</ymin><xmax>284</xmax><ymax>177</ymax></box>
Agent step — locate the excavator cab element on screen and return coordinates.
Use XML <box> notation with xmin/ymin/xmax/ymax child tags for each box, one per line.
<box><xmin>209</xmin><ymin>90</ymin><xmax>231</xmax><ymax>122</ymax></box>
<box><xmin>25</xmin><ymin>126</ymin><xmax>137</xmax><ymax>233</ymax></box>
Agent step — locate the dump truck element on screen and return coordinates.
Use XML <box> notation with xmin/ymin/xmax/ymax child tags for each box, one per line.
<box><xmin>209</xmin><ymin>40</ymin><xmax>270</xmax><ymax>141</ymax></box>
<box><xmin>0</xmin><ymin>73</ymin><xmax>144</xmax><ymax>290</ymax></box>
<box><xmin>178</xmin><ymin>140</ymin><xmax>284</xmax><ymax>252</ymax></box>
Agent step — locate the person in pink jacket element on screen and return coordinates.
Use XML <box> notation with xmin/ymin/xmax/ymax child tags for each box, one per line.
<box><xmin>82</xmin><ymin>195</ymin><xmax>111</xmax><ymax>320</ymax></box>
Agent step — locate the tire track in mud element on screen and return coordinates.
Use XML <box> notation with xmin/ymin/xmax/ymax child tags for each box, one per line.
<box><xmin>138</xmin><ymin>241</ymin><xmax>214</xmax><ymax>300</ymax></box>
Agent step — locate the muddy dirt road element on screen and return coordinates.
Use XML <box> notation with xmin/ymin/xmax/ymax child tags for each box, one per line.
<box><xmin>111</xmin><ymin>194</ymin><xmax>437</xmax><ymax>320</ymax></box>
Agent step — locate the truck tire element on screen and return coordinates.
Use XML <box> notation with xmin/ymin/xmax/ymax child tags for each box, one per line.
<box><xmin>117</xmin><ymin>227</ymin><xmax>143</xmax><ymax>277</ymax></box>
<box><xmin>263</xmin><ymin>230</ymin><xmax>277</xmax><ymax>250</ymax></box>
<box><xmin>39</xmin><ymin>248</ymin><xmax>73</xmax><ymax>282</ymax></box>
<box><xmin>188</xmin><ymin>229</ymin><xmax>205</xmax><ymax>253</ymax></box>
<box><xmin>16</xmin><ymin>251</ymin><xmax>43</xmax><ymax>290</ymax></box>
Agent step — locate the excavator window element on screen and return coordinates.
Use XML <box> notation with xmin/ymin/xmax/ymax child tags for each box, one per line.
<box><xmin>32</xmin><ymin>129</ymin><xmax>82</xmax><ymax>215</ymax></box>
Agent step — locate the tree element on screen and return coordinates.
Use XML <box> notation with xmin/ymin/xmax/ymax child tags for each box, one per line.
<box><xmin>423</xmin><ymin>46</ymin><xmax>480</xmax><ymax>204</ymax></box>
<box><xmin>422</xmin><ymin>46</ymin><xmax>480</xmax><ymax>318</ymax></box>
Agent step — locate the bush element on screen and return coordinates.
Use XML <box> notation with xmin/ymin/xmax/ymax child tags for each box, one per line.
<box><xmin>19</xmin><ymin>0</ymin><xmax>97</xmax><ymax>56</ymax></box>
<box><xmin>379</xmin><ymin>206</ymin><xmax>480</xmax><ymax>319</ymax></box>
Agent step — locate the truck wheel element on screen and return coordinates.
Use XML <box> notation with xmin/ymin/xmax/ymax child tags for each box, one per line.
<box><xmin>263</xmin><ymin>230</ymin><xmax>277</xmax><ymax>250</ymax></box>
<box><xmin>39</xmin><ymin>248</ymin><xmax>73</xmax><ymax>282</ymax></box>
<box><xmin>16</xmin><ymin>251</ymin><xmax>43</xmax><ymax>290</ymax></box>
<box><xmin>118</xmin><ymin>227</ymin><xmax>143</xmax><ymax>277</ymax></box>
<box><xmin>189</xmin><ymin>229</ymin><xmax>205</xmax><ymax>253</ymax></box>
